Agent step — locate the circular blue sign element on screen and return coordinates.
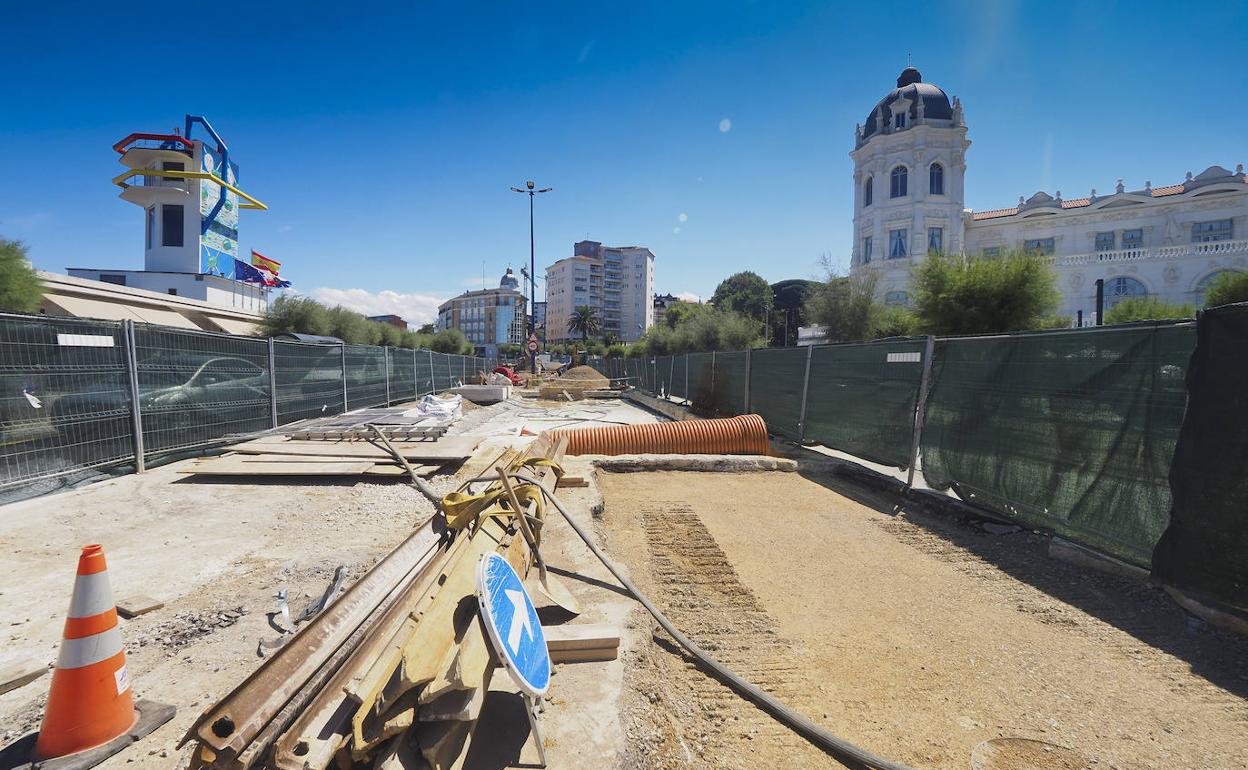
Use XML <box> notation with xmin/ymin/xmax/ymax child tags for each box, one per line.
<box><xmin>476</xmin><ymin>551</ymin><xmax>550</xmax><ymax>697</ymax></box>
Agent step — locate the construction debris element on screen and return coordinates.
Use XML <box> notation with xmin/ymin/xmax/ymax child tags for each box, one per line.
<box><xmin>544</xmin><ymin>624</ymin><xmax>621</xmax><ymax>664</ymax></box>
<box><xmin>179</xmin><ymin>438</ymin><xmax>569</xmax><ymax>770</ymax></box>
<box><xmin>181</xmin><ymin>435</ymin><xmax>483</xmax><ymax>480</ymax></box>
<box><xmin>538</xmin><ymin>365</ymin><xmax>610</xmax><ymax>400</ymax></box>
<box><xmin>115</xmin><ymin>595</ymin><xmax>165</xmax><ymax>620</ymax></box>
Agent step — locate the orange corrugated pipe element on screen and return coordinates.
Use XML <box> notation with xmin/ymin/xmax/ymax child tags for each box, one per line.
<box><xmin>550</xmin><ymin>414</ymin><xmax>770</xmax><ymax>456</ymax></box>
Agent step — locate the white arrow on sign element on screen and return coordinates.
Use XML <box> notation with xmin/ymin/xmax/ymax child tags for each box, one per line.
<box><xmin>505</xmin><ymin>589</ymin><xmax>533</xmax><ymax>654</ymax></box>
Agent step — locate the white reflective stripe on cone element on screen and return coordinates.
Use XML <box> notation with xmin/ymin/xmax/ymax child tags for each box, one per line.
<box><xmin>67</xmin><ymin>572</ymin><xmax>114</xmax><ymax>618</ymax></box>
<box><xmin>56</xmin><ymin>627</ymin><xmax>123</xmax><ymax>669</ymax></box>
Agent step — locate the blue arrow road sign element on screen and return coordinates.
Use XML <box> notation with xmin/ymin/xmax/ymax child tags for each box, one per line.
<box><xmin>476</xmin><ymin>551</ymin><xmax>550</xmax><ymax>697</ymax></box>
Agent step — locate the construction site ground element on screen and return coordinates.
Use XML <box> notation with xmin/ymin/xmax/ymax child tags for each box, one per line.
<box><xmin>1</xmin><ymin>395</ymin><xmax>1245</xmax><ymax>770</ymax></box>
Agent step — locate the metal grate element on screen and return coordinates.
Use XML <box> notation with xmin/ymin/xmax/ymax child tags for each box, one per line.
<box><xmin>345</xmin><ymin>344</ymin><xmax>387</xmax><ymax>410</ymax></box>
<box><xmin>274</xmin><ymin>340</ymin><xmax>346</xmax><ymax>424</ymax></box>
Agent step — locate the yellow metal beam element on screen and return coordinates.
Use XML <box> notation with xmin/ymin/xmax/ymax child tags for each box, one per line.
<box><xmin>111</xmin><ymin>168</ymin><xmax>268</xmax><ymax>210</ymax></box>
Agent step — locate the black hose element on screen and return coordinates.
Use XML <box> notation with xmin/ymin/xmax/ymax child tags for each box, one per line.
<box><xmin>506</xmin><ymin>470</ymin><xmax>922</xmax><ymax>770</ymax></box>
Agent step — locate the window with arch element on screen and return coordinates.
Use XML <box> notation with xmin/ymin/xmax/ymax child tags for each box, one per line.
<box><xmin>1195</xmin><ymin>270</ymin><xmax>1241</xmax><ymax>305</ymax></box>
<box><xmin>890</xmin><ymin>166</ymin><xmax>908</xmax><ymax>198</ymax></box>
<box><xmin>1105</xmin><ymin>276</ymin><xmax>1147</xmax><ymax>308</ymax></box>
<box><xmin>929</xmin><ymin>162</ymin><xmax>944</xmax><ymax>195</ymax></box>
<box><xmin>863</xmin><ymin>176</ymin><xmax>873</xmax><ymax>207</ymax></box>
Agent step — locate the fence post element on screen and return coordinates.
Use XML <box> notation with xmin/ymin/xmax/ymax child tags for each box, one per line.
<box><xmin>743</xmin><ymin>348</ymin><xmax>752</xmax><ymax>414</ymax></box>
<box><xmin>384</xmin><ymin>347</ymin><xmax>392</xmax><ymax>405</ymax></box>
<box><xmin>906</xmin><ymin>335</ymin><xmax>938</xmax><ymax>489</ymax></box>
<box><xmin>267</xmin><ymin>337</ymin><xmax>278</xmax><ymax>429</ymax></box>
<box><xmin>412</xmin><ymin>347</ymin><xmax>418</xmax><ymax>399</ymax></box>
<box><xmin>461</xmin><ymin>356</ymin><xmax>466</xmax><ymax>385</ymax></box>
<box><xmin>709</xmin><ymin>350</ymin><xmax>716</xmax><ymax>414</ymax></box>
<box><xmin>341</xmin><ymin>344</ymin><xmax>349</xmax><ymax>412</ymax></box>
<box><xmin>797</xmin><ymin>344</ymin><xmax>813</xmax><ymax>443</ymax></box>
<box><xmin>427</xmin><ymin>349</ymin><xmax>435</xmax><ymax>394</ymax></box>
<box><xmin>122</xmin><ymin>319</ymin><xmax>145</xmax><ymax>473</ymax></box>
<box><xmin>684</xmin><ymin>354</ymin><xmax>690</xmax><ymax>405</ymax></box>
<box><xmin>669</xmin><ymin>355</ymin><xmax>675</xmax><ymax>400</ymax></box>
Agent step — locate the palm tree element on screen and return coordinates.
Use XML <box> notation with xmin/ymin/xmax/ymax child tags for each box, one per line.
<box><xmin>567</xmin><ymin>305</ymin><xmax>601</xmax><ymax>346</ymax></box>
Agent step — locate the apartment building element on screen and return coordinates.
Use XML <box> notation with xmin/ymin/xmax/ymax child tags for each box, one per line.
<box><xmin>545</xmin><ymin>240</ymin><xmax>655</xmax><ymax>342</ymax></box>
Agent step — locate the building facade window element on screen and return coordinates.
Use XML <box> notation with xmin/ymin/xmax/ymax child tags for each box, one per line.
<box><xmin>929</xmin><ymin>163</ymin><xmax>944</xmax><ymax>195</ymax></box>
<box><xmin>893</xmin><ymin>111</ymin><xmax>906</xmax><ymax>130</ymax></box>
<box><xmin>1095</xmin><ymin>232</ymin><xmax>1115</xmax><ymax>252</ymax></box>
<box><xmin>161</xmin><ymin>204</ymin><xmax>184</xmax><ymax>247</ymax></box>
<box><xmin>146</xmin><ymin>207</ymin><xmax>155</xmax><ymax>249</ymax></box>
<box><xmin>1121</xmin><ymin>229</ymin><xmax>1143</xmax><ymax>249</ymax></box>
<box><xmin>1023</xmin><ymin>237</ymin><xmax>1055</xmax><ymax>256</ymax></box>
<box><xmin>863</xmin><ymin>177</ymin><xmax>873</xmax><ymax>207</ymax></box>
<box><xmin>862</xmin><ymin>235</ymin><xmax>873</xmax><ymax>264</ymax></box>
<box><xmin>1105</xmin><ymin>276</ymin><xmax>1147</xmax><ymax>308</ymax></box>
<box><xmin>890</xmin><ymin>166</ymin><xmax>908</xmax><ymax>198</ymax></box>
<box><xmin>982</xmin><ymin>246</ymin><xmax>1001</xmax><ymax>258</ymax></box>
<box><xmin>927</xmin><ymin>227</ymin><xmax>943</xmax><ymax>254</ymax></box>
<box><xmin>884</xmin><ymin>290</ymin><xmax>910</xmax><ymax>307</ymax></box>
<box><xmin>888</xmin><ymin>228</ymin><xmax>907</xmax><ymax>259</ymax></box>
<box><xmin>1192</xmin><ymin>219</ymin><xmax>1233</xmax><ymax>242</ymax></box>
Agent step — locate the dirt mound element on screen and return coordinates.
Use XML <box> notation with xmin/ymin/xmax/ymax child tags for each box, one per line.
<box><xmin>558</xmin><ymin>365</ymin><xmax>610</xmax><ymax>385</ymax></box>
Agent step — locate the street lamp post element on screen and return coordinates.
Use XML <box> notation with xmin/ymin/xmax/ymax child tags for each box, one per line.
<box><xmin>511</xmin><ymin>180</ymin><xmax>552</xmax><ymax>375</ymax></box>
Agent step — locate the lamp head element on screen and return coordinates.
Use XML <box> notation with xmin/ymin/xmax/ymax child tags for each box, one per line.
<box><xmin>526</xmin><ymin>180</ymin><xmax>535</xmax><ymax>190</ymax></box>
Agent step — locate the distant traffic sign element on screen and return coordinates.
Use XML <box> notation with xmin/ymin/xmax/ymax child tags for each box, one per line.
<box><xmin>527</xmin><ymin>340</ymin><xmax>539</xmax><ymax>352</ymax></box>
<box><xmin>476</xmin><ymin>552</ymin><xmax>550</xmax><ymax>697</ymax></box>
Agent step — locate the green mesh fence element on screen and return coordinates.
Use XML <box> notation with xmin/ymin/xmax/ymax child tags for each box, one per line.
<box><xmin>1153</xmin><ymin>306</ymin><xmax>1248</xmax><ymax>605</ymax></box>
<box><xmin>687</xmin><ymin>352</ymin><xmax>714</xmax><ymax>413</ymax></box>
<box><xmin>709</xmin><ymin>350</ymin><xmax>747</xmax><ymax>416</ymax></box>
<box><xmin>803</xmin><ymin>339</ymin><xmax>926</xmax><ymax>467</ymax></box>
<box><xmin>747</xmin><ymin>347</ymin><xmax>807</xmax><ymax>440</ymax></box>
<box><xmin>670</xmin><ymin>355</ymin><xmax>688</xmax><ymax>402</ymax></box>
<box><xmin>345</xmin><ymin>345</ymin><xmax>387</xmax><ymax>410</ymax></box>
<box><xmin>920</xmin><ymin>324</ymin><xmax>1195</xmax><ymax>567</ymax></box>
<box><xmin>416</xmin><ymin>351</ymin><xmax>435</xmax><ymax>396</ymax></box>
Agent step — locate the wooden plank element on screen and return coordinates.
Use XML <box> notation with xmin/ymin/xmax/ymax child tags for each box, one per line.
<box><xmin>555</xmin><ymin>475</ymin><xmax>589</xmax><ymax>488</ymax></box>
<box><xmin>0</xmin><ymin>658</ymin><xmax>47</xmax><ymax>696</ymax></box>
<box><xmin>227</xmin><ymin>436</ymin><xmax>481</xmax><ymax>461</ymax></box>
<box><xmin>550</xmin><ymin>646</ymin><xmax>618</xmax><ymax>664</ymax></box>
<box><xmin>184</xmin><ymin>459</ymin><xmax>375</xmax><ymax>475</ymax></box>
<box><xmin>116</xmin><ymin>594</ymin><xmax>164</xmax><ymax>619</ymax></box>
<box><xmin>542</xmin><ymin>623</ymin><xmax>620</xmax><ymax>652</ymax></box>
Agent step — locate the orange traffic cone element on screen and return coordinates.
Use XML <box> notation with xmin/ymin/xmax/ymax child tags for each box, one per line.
<box><xmin>34</xmin><ymin>544</ymin><xmax>138</xmax><ymax>760</ymax></box>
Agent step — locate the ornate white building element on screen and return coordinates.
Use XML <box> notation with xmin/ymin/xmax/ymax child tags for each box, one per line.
<box><xmin>851</xmin><ymin>67</ymin><xmax>1248</xmax><ymax>320</ymax></box>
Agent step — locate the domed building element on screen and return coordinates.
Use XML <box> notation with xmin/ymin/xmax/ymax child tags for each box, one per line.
<box><xmin>435</xmin><ymin>266</ymin><xmax>527</xmax><ymax>355</ymax></box>
<box><xmin>850</xmin><ymin>68</ymin><xmax>1248</xmax><ymax>321</ymax></box>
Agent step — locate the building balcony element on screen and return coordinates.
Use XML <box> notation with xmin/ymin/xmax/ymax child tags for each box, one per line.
<box><xmin>1047</xmin><ymin>239</ymin><xmax>1248</xmax><ymax>266</ymax></box>
<box><xmin>116</xmin><ymin>172</ymin><xmax>194</xmax><ymax>207</ymax></box>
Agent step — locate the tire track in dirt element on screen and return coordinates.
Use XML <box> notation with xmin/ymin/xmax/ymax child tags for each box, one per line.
<box><xmin>620</xmin><ymin>502</ymin><xmax>841</xmax><ymax>770</ymax></box>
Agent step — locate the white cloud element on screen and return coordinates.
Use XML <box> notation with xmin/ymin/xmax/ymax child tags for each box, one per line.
<box><xmin>718</xmin><ymin>118</ymin><xmax>732</xmax><ymax>133</ymax></box>
<box><xmin>675</xmin><ymin>291</ymin><xmax>701</xmax><ymax>303</ymax></box>
<box><xmin>678</xmin><ymin>212</ymin><xmax>688</xmax><ymax>223</ymax></box>
<box><xmin>309</xmin><ymin>287</ymin><xmax>446</xmax><ymax>325</ymax></box>
<box><xmin>276</xmin><ymin>224</ymin><xmax>294</xmax><ymax>234</ymax></box>
<box><xmin>673</xmin><ymin>226</ymin><xmax>682</xmax><ymax>234</ymax></box>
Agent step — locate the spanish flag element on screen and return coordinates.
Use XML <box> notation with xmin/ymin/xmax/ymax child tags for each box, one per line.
<box><xmin>251</xmin><ymin>250</ymin><xmax>281</xmax><ymax>275</ymax></box>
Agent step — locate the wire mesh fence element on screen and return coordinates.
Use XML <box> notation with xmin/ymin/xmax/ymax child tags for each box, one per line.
<box><xmin>746</xmin><ymin>347</ymin><xmax>806</xmax><ymax>441</ymax></box>
<box><xmin>0</xmin><ymin>314</ymin><xmax>133</xmax><ymax>491</ymax></box>
<box><xmin>133</xmin><ymin>325</ymin><xmax>272</xmax><ymax>456</ymax></box>
<box><xmin>0</xmin><ymin>312</ymin><xmax>494</xmax><ymax>498</ymax></box>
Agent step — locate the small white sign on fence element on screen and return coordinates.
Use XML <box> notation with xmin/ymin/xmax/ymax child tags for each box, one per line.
<box><xmin>56</xmin><ymin>333</ymin><xmax>115</xmax><ymax>348</ymax></box>
<box><xmin>886</xmin><ymin>351</ymin><xmax>921</xmax><ymax>363</ymax></box>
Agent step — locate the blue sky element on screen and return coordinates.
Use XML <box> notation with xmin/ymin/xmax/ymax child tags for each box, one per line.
<box><xmin>3</xmin><ymin>1</ymin><xmax>1246</xmax><ymax>324</ymax></box>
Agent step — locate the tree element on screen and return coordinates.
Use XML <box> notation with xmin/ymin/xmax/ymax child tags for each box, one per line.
<box><xmin>912</xmin><ymin>250</ymin><xmax>1062</xmax><ymax>335</ymax></box>
<box><xmin>769</xmin><ymin>279</ymin><xmax>819</xmax><ymax>346</ymax></box>
<box><xmin>416</xmin><ymin>323</ymin><xmax>436</xmax><ymax>335</ymax></box>
<box><xmin>872</xmin><ymin>305</ymin><xmax>920</xmax><ymax>338</ymax></box>
<box><xmin>0</xmin><ymin>239</ymin><xmax>43</xmax><ymax>313</ymax></box>
<box><xmin>257</xmin><ymin>295</ymin><xmax>331</xmax><ymax>337</ymax></box>
<box><xmin>662</xmin><ymin>300</ymin><xmax>704</xmax><ymax>329</ymax></box>
<box><xmin>430</xmin><ymin>328</ymin><xmax>472</xmax><ymax>354</ymax></box>
<box><xmin>807</xmin><ymin>272</ymin><xmax>879</xmax><ymax>342</ymax></box>
<box><xmin>605</xmin><ymin>343</ymin><xmax>626</xmax><ymax>358</ymax></box>
<box><xmin>711</xmin><ymin>271</ymin><xmax>772</xmax><ymax>325</ymax></box>
<box><xmin>326</xmin><ymin>305</ymin><xmax>374</xmax><ymax>344</ymax></box>
<box><xmin>1203</xmin><ymin>271</ymin><xmax>1248</xmax><ymax>307</ymax></box>
<box><xmin>1103</xmin><ymin>297</ymin><xmax>1195</xmax><ymax>324</ymax></box>
<box><xmin>637</xmin><ymin>305</ymin><xmax>764</xmax><ymax>355</ymax></box>
<box><xmin>567</xmin><ymin>305</ymin><xmax>601</xmax><ymax>343</ymax></box>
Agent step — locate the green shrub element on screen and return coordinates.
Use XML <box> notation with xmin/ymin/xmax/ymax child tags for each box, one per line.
<box><xmin>912</xmin><ymin>250</ymin><xmax>1060</xmax><ymax>335</ymax></box>
<box><xmin>0</xmin><ymin>239</ymin><xmax>43</xmax><ymax>313</ymax></box>
<box><xmin>1104</xmin><ymin>297</ymin><xmax>1195</xmax><ymax>324</ymax></box>
<box><xmin>1203</xmin><ymin>271</ymin><xmax>1248</xmax><ymax>307</ymax></box>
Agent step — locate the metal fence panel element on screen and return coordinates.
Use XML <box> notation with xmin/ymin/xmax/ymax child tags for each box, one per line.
<box><xmin>920</xmin><ymin>324</ymin><xmax>1195</xmax><ymax>567</ymax></box>
<box><xmin>388</xmin><ymin>347</ymin><xmax>415</xmax><ymax>403</ymax></box>
<box><xmin>274</xmin><ymin>340</ymin><xmax>345</xmax><ymax>425</ymax></box>
<box><xmin>803</xmin><ymin>339</ymin><xmax>927</xmax><ymax>468</ymax></box>
<box><xmin>416</xmin><ymin>350</ymin><xmax>434</xmax><ymax>396</ymax></box>
<box><xmin>686</xmin><ymin>352</ymin><xmax>714</xmax><ymax>412</ymax></box>
<box><xmin>709</xmin><ymin>350</ymin><xmax>748</xmax><ymax>416</ymax></box>
<box><xmin>747</xmin><ymin>347</ymin><xmax>807</xmax><ymax>440</ymax></box>
<box><xmin>0</xmin><ymin>315</ymin><xmax>133</xmax><ymax>490</ymax></box>
<box><xmin>345</xmin><ymin>344</ymin><xmax>387</xmax><ymax>410</ymax></box>
<box><xmin>133</xmin><ymin>325</ymin><xmax>271</xmax><ymax>455</ymax></box>
<box><xmin>670</xmin><ymin>355</ymin><xmax>687</xmax><ymax>402</ymax></box>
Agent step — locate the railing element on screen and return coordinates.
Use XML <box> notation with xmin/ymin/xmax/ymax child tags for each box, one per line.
<box><xmin>860</xmin><ymin>239</ymin><xmax>1248</xmax><ymax>269</ymax></box>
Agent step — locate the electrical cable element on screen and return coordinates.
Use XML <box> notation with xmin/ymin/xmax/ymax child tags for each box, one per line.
<box><xmin>506</xmin><ymin>469</ymin><xmax>922</xmax><ymax>770</ymax></box>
